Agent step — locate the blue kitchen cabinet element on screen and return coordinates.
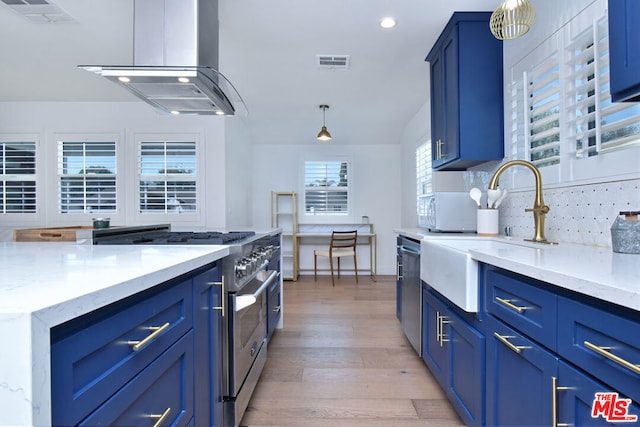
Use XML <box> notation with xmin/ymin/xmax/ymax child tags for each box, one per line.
<box><xmin>193</xmin><ymin>263</ymin><xmax>225</xmax><ymax>427</ymax></box>
<box><xmin>51</xmin><ymin>277</ymin><xmax>194</xmax><ymax>426</ymax></box>
<box><xmin>557</xmin><ymin>360</ymin><xmax>640</xmax><ymax>426</ymax></box>
<box><xmin>482</xmin><ymin>263</ymin><xmax>640</xmax><ymax>426</ymax></box>
<box><xmin>422</xmin><ymin>286</ymin><xmax>448</xmax><ymax>386</ymax></box>
<box><xmin>426</xmin><ymin>12</ymin><xmax>504</xmax><ymax>170</ymax></box>
<box><xmin>396</xmin><ymin>236</ymin><xmax>402</xmax><ymax>320</ymax></box>
<box><xmin>267</xmin><ymin>270</ymin><xmax>282</xmax><ymax>339</ymax></box>
<box><xmin>608</xmin><ymin>0</ymin><xmax>640</xmax><ymax>102</ymax></box>
<box><xmin>79</xmin><ymin>332</ymin><xmax>194</xmax><ymax>426</ymax></box>
<box><xmin>486</xmin><ymin>315</ymin><xmax>557</xmax><ymax>426</ymax></box>
<box><xmin>422</xmin><ymin>285</ymin><xmax>485</xmax><ymax>426</ymax></box>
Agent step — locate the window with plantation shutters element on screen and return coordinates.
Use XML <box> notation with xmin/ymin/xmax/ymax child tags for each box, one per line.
<box><xmin>0</xmin><ymin>140</ymin><xmax>36</xmax><ymax>213</ymax></box>
<box><xmin>58</xmin><ymin>140</ymin><xmax>116</xmax><ymax>213</ymax></box>
<box><xmin>139</xmin><ymin>140</ymin><xmax>197</xmax><ymax>213</ymax></box>
<box><xmin>567</xmin><ymin>17</ymin><xmax>640</xmax><ymax>159</ymax></box>
<box><xmin>513</xmin><ymin>51</ymin><xmax>561</xmax><ymax>169</ymax></box>
<box><xmin>507</xmin><ymin>1</ymin><xmax>640</xmax><ymax>188</ymax></box>
<box><xmin>304</xmin><ymin>161</ymin><xmax>349</xmax><ymax>216</ymax></box>
<box><xmin>416</xmin><ymin>141</ymin><xmax>432</xmax><ymax>220</ymax></box>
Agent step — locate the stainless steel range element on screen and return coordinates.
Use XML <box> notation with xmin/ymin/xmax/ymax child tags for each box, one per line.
<box><xmin>91</xmin><ymin>224</ymin><xmax>282</xmax><ymax>427</ymax></box>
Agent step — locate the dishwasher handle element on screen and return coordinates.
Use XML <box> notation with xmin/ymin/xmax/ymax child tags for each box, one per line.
<box><xmin>399</xmin><ymin>245</ymin><xmax>420</xmax><ymax>256</ymax></box>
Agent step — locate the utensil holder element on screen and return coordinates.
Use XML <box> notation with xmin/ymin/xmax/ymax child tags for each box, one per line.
<box><xmin>477</xmin><ymin>209</ymin><xmax>499</xmax><ymax>237</ymax></box>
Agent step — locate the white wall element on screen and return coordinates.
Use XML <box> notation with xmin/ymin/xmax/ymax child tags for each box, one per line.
<box><xmin>400</xmin><ymin>102</ymin><xmax>430</xmax><ymax>228</ymax></box>
<box><xmin>0</xmin><ymin>101</ymin><xmax>244</xmax><ymax>238</ymax></box>
<box><xmin>224</xmin><ymin>117</ymin><xmax>253</xmax><ymax>229</ymax></box>
<box><xmin>251</xmin><ymin>143</ymin><xmax>401</xmax><ymax>275</ymax></box>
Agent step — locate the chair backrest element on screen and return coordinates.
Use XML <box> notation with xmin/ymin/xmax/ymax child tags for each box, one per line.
<box><xmin>329</xmin><ymin>230</ymin><xmax>358</xmax><ymax>251</ymax></box>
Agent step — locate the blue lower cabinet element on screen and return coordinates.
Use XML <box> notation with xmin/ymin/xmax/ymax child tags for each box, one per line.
<box><xmin>422</xmin><ymin>287</ymin><xmax>448</xmax><ymax>386</ymax></box>
<box><xmin>267</xmin><ymin>273</ymin><xmax>282</xmax><ymax>339</ymax></box>
<box><xmin>79</xmin><ymin>331</ymin><xmax>194</xmax><ymax>426</ymax></box>
<box><xmin>193</xmin><ymin>263</ymin><xmax>225</xmax><ymax>427</ymax></box>
<box><xmin>557</xmin><ymin>360</ymin><xmax>640</xmax><ymax>426</ymax></box>
<box><xmin>422</xmin><ymin>285</ymin><xmax>485</xmax><ymax>426</ymax></box>
<box><xmin>486</xmin><ymin>315</ymin><xmax>557</xmax><ymax>427</ymax></box>
<box><xmin>51</xmin><ymin>278</ymin><xmax>193</xmax><ymax>426</ymax></box>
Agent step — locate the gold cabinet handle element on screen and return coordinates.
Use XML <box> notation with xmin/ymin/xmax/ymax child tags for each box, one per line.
<box><xmin>436</xmin><ymin>312</ymin><xmax>450</xmax><ymax>347</ymax></box>
<box><xmin>150</xmin><ymin>407</ymin><xmax>171</xmax><ymax>427</ymax></box>
<box><xmin>127</xmin><ymin>322</ymin><xmax>170</xmax><ymax>352</ymax></box>
<box><xmin>493</xmin><ymin>332</ymin><xmax>530</xmax><ymax>354</ymax></box>
<box><xmin>583</xmin><ymin>340</ymin><xmax>640</xmax><ymax>374</ymax></box>
<box><xmin>495</xmin><ymin>296</ymin><xmax>527</xmax><ymax>314</ymax></box>
<box><xmin>211</xmin><ymin>276</ymin><xmax>225</xmax><ymax>317</ymax></box>
<box><xmin>551</xmin><ymin>377</ymin><xmax>571</xmax><ymax>427</ymax></box>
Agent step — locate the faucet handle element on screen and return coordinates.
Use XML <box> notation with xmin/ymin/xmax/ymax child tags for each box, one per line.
<box><xmin>525</xmin><ymin>205</ymin><xmax>550</xmax><ymax>214</ymax></box>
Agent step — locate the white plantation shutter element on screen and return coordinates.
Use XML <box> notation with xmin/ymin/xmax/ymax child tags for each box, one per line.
<box><xmin>567</xmin><ymin>17</ymin><xmax>640</xmax><ymax>159</ymax></box>
<box><xmin>416</xmin><ymin>141</ymin><xmax>432</xmax><ymax>219</ymax></box>
<box><xmin>526</xmin><ymin>52</ymin><xmax>561</xmax><ymax>168</ymax></box>
<box><xmin>0</xmin><ymin>141</ymin><xmax>36</xmax><ymax>213</ymax></box>
<box><xmin>139</xmin><ymin>140</ymin><xmax>197</xmax><ymax>213</ymax></box>
<box><xmin>304</xmin><ymin>161</ymin><xmax>349</xmax><ymax>215</ymax></box>
<box><xmin>58</xmin><ymin>141</ymin><xmax>116</xmax><ymax>213</ymax></box>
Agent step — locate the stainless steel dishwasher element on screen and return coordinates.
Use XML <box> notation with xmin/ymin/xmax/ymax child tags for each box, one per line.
<box><xmin>397</xmin><ymin>236</ymin><xmax>421</xmax><ymax>356</ymax></box>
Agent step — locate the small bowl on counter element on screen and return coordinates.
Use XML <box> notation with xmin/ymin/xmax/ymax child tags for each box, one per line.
<box><xmin>92</xmin><ymin>218</ymin><xmax>111</xmax><ymax>229</ymax></box>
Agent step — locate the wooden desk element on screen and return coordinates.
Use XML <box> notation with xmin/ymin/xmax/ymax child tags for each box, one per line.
<box><xmin>295</xmin><ymin>224</ymin><xmax>377</xmax><ymax>280</ymax></box>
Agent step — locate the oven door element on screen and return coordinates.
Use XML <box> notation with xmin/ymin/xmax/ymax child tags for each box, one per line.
<box><xmin>229</xmin><ymin>269</ymin><xmax>277</xmax><ymax>396</ymax></box>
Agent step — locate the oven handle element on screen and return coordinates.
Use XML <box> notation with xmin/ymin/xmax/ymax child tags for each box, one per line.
<box><xmin>234</xmin><ymin>270</ymin><xmax>279</xmax><ymax>312</ymax></box>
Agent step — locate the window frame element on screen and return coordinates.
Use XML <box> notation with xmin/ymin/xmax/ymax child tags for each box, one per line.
<box><xmin>132</xmin><ymin>132</ymin><xmax>203</xmax><ymax>225</ymax></box>
<box><xmin>301</xmin><ymin>157</ymin><xmax>352</xmax><ymax>223</ymax></box>
<box><xmin>48</xmin><ymin>133</ymin><xmax>124</xmax><ymax>225</ymax></box>
<box><xmin>0</xmin><ymin>134</ymin><xmax>40</xmax><ymax>221</ymax></box>
<box><xmin>504</xmin><ymin>2</ymin><xmax>640</xmax><ymax>190</ymax></box>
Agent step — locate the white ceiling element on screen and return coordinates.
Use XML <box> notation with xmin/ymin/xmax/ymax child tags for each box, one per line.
<box><xmin>0</xmin><ymin>0</ymin><xmax>502</xmax><ymax>145</ymax></box>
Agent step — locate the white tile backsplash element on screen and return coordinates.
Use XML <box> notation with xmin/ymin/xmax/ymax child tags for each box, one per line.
<box><xmin>464</xmin><ymin>168</ymin><xmax>640</xmax><ymax>247</ymax></box>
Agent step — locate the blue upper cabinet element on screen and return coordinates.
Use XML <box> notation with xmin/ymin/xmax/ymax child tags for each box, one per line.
<box><xmin>426</xmin><ymin>12</ymin><xmax>504</xmax><ymax>170</ymax></box>
<box><xmin>608</xmin><ymin>0</ymin><xmax>640</xmax><ymax>102</ymax></box>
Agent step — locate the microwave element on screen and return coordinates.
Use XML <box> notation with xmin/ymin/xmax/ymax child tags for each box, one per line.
<box><xmin>418</xmin><ymin>192</ymin><xmax>477</xmax><ymax>232</ymax></box>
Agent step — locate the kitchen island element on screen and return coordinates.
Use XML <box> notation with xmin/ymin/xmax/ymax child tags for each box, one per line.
<box><xmin>0</xmin><ymin>242</ymin><xmax>229</xmax><ymax>427</ymax></box>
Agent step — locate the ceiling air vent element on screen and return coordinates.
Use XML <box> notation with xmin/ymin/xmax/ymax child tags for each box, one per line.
<box><xmin>0</xmin><ymin>0</ymin><xmax>75</xmax><ymax>23</ymax></box>
<box><xmin>317</xmin><ymin>55</ymin><xmax>350</xmax><ymax>70</ymax></box>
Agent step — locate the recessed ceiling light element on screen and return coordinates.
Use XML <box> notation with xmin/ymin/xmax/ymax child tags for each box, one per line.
<box><xmin>118</xmin><ymin>76</ymin><xmax>131</xmax><ymax>83</ymax></box>
<box><xmin>178</xmin><ymin>77</ymin><xmax>190</xmax><ymax>83</ymax></box>
<box><xmin>380</xmin><ymin>17</ymin><xmax>396</xmax><ymax>29</ymax></box>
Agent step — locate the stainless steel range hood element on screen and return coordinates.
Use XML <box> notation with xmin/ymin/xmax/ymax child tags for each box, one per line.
<box><xmin>79</xmin><ymin>0</ymin><xmax>246</xmax><ymax>116</ymax></box>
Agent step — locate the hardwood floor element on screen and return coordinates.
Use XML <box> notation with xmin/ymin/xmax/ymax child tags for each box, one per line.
<box><xmin>240</xmin><ymin>275</ymin><xmax>464</xmax><ymax>427</ymax></box>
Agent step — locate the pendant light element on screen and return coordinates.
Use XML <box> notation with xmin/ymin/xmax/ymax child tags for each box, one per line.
<box><xmin>317</xmin><ymin>105</ymin><xmax>332</xmax><ymax>141</ymax></box>
<box><xmin>489</xmin><ymin>0</ymin><xmax>535</xmax><ymax>40</ymax></box>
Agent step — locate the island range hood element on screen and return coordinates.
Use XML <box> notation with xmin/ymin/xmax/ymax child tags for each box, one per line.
<box><xmin>79</xmin><ymin>0</ymin><xmax>246</xmax><ymax>116</ymax></box>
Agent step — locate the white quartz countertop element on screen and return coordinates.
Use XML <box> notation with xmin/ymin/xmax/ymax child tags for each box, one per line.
<box><xmin>0</xmin><ymin>242</ymin><xmax>229</xmax><ymax>427</ymax></box>
<box><xmin>396</xmin><ymin>228</ymin><xmax>640</xmax><ymax>311</ymax></box>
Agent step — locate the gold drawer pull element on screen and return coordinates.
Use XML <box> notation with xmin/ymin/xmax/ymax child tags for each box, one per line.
<box><xmin>150</xmin><ymin>407</ymin><xmax>171</xmax><ymax>427</ymax></box>
<box><xmin>494</xmin><ymin>332</ymin><xmax>530</xmax><ymax>354</ymax></box>
<box><xmin>495</xmin><ymin>296</ymin><xmax>527</xmax><ymax>313</ymax></box>
<box><xmin>551</xmin><ymin>377</ymin><xmax>571</xmax><ymax>427</ymax></box>
<box><xmin>584</xmin><ymin>340</ymin><xmax>640</xmax><ymax>374</ymax></box>
<box><xmin>127</xmin><ymin>322</ymin><xmax>170</xmax><ymax>352</ymax></box>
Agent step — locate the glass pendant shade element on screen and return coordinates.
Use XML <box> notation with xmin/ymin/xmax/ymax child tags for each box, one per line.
<box><xmin>317</xmin><ymin>105</ymin><xmax>332</xmax><ymax>141</ymax></box>
<box><xmin>490</xmin><ymin>0</ymin><xmax>535</xmax><ymax>40</ymax></box>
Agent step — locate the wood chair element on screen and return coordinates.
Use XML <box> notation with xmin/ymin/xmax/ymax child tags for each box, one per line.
<box><xmin>314</xmin><ymin>230</ymin><xmax>358</xmax><ymax>286</ymax></box>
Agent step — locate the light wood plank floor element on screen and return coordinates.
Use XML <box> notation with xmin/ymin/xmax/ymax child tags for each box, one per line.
<box><xmin>240</xmin><ymin>274</ymin><xmax>464</xmax><ymax>427</ymax></box>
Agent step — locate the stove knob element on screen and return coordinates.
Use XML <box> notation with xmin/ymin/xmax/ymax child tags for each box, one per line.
<box><xmin>235</xmin><ymin>262</ymin><xmax>248</xmax><ymax>277</ymax></box>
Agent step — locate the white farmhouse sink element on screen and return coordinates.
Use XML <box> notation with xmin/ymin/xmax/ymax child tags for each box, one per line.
<box><xmin>420</xmin><ymin>238</ymin><xmax>537</xmax><ymax>312</ymax></box>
